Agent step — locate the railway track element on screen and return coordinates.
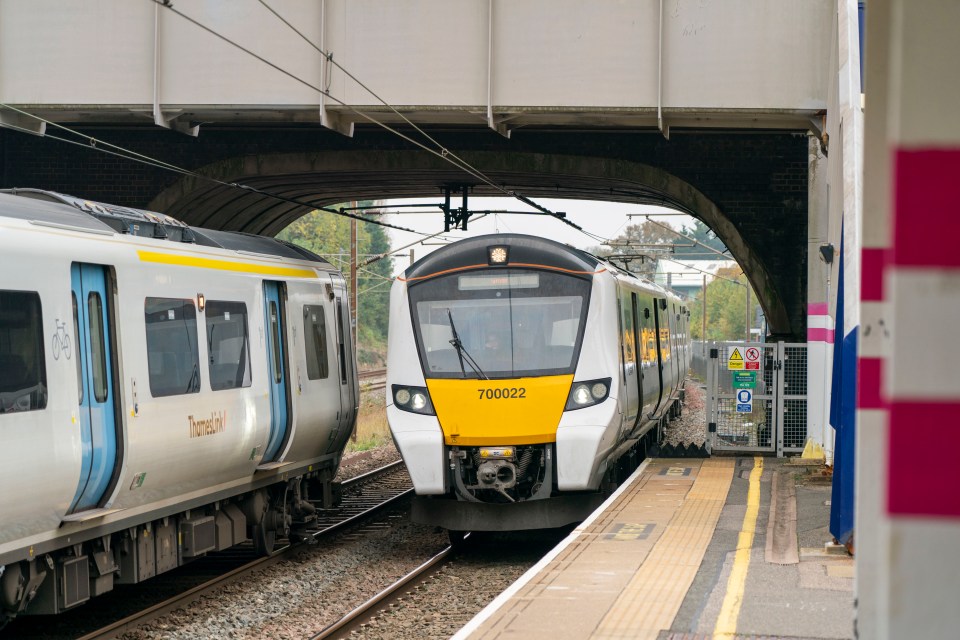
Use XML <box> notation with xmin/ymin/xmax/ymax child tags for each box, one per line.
<box><xmin>359</xmin><ymin>367</ymin><xmax>387</xmax><ymax>392</ymax></box>
<box><xmin>311</xmin><ymin>543</ymin><xmax>457</xmax><ymax>639</ymax></box>
<box><xmin>72</xmin><ymin>460</ymin><xmax>412</xmax><ymax>640</ymax></box>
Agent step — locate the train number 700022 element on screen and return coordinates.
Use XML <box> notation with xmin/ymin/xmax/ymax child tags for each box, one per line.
<box><xmin>478</xmin><ymin>387</ymin><xmax>526</xmax><ymax>400</ymax></box>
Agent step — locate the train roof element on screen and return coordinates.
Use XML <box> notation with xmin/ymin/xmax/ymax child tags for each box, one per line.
<box><xmin>403</xmin><ymin>233</ymin><xmax>601</xmax><ymax>282</ymax></box>
<box><xmin>0</xmin><ymin>189</ymin><xmax>331</xmax><ymax>266</ymax></box>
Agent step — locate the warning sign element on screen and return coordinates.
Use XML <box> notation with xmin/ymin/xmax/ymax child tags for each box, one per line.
<box><xmin>745</xmin><ymin>347</ymin><xmax>761</xmax><ymax>371</ymax></box>
<box><xmin>736</xmin><ymin>389</ymin><xmax>753</xmax><ymax>413</ymax></box>
<box><xmin>727</xmin><ymin>347</ymin><xmax>744</xmax><ymax>371</ymax></box>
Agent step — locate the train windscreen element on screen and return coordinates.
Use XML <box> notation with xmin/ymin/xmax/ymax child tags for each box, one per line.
<box><xmin>408</xmin><ymin>269</ymin><xmax>592</xmax><ymax>379</ymax></box>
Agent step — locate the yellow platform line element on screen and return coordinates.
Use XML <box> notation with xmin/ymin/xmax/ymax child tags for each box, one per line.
<box><xmin>591</xmin><ymin>458</ymin><xmax>735</xmax><ymax>640</ymax></box>
<box><xmin>713</xmin><ymin>456</ymin><xmax>764</xmax><ymax>639</ymax></box>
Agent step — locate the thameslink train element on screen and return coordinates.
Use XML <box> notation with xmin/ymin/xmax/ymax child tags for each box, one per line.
<box><xmin>0</xmin><ymin>190</ymin><xmax>358</xmax><ymax>624</ymax></box>
<box><xmin>386</xmin><ymin>234</ymin><xmax>691</xmax><ymax>534</ymax></box>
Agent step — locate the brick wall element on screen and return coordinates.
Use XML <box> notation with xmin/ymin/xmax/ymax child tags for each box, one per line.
<box><xmin>0</xmin><ymin>126</ymin><xmax>808</xmax><ymax>338</ymax></box>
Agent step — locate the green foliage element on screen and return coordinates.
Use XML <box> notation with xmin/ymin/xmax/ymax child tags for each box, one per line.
<box><xmin>673</xmin><ymin>219</ymin><xmax>728</xmax><ymax>258</ymax></box>
<box><xmin>277</xmin><ymin>204</ymin><xmax>393</xmax><ymax>365</ymax></box>
<box><xmin>688</xmin><ymin>267</ymin><xmax>756</xmax><ymax>341</ymax></box>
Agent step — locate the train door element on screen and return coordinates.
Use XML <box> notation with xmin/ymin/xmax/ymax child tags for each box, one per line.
<box><xmin>67</xmin><ymin>263</ymin><xmax>119</xmax><ymax>513</ymax></box>
<box><xmin>619</xmin><ymin>288</ymin><xmax>639</xmax><ymax>428</ymax></box>
<box><xmin>637</xmin><ymin>298</ymin><xmax>658</xmax><ymax>417</ymax></box>
<box><xmin>262</xmin><ymin>281</ymin><xmax>291</xmax><ymax>462</ymax></box>
<box><xmin>326</xmin><ymin>278</ymin><xmax>358</xmax><ymax>454</ymax></box>
<box><xmin>652</xmin><ymin>298</ymin><xmax>667</xmax><ymax>417</ymax></box>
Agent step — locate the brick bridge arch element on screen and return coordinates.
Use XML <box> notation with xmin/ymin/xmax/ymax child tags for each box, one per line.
<box><xmin>149</xmin><ymin>150</ymin><xmax>792</xmax><ymax>336</ymax></box>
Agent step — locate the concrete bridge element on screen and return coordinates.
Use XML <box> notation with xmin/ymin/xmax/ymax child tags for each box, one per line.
<box><xmin>0</xmin><ymin>0</ymin><xmax>854</xmax><ymax>346</ymax></box>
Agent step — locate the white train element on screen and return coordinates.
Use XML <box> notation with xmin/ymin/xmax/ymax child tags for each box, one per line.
<box><xmin>386</xmin><ymin>234</ymin><xmax>691</xmax><ymax>534</ymax></box>
<box><xmin>0</xmin><ymin>190</ymin><xmax>358</xmax><ymax>624</ymax></box>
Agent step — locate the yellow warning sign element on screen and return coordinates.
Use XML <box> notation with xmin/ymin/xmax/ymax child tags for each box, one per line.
<box><xmin>727</xmin><ymin>347</ymin><xmax>745</xmax><ymax>370</ymax></box>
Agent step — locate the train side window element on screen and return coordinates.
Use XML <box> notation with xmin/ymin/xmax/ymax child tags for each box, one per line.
<box><xmin>303</xmin><ymin>305</ymin><xmax>329</xmax><ymax>380</ymax></box>
<box><xmin>268</xmin><ymin>301</ymin><xmax>282</xmax><ymax>384</ymax></box>
<box><xmin>87</xmin><ymin>292</ymin><xmax>108</xmax><ymax>402</ymax></box>
<box><xmin>145</xmin><ymin>297</ymin><xmax>200</xmax><ymax>397</ymax></box>
<box><xmin>335</xmin><ymin>299</ymin><xmax>347</xmax><ymax>384</ymax></box>
<box><xmin>205</xmin><ymin>300</ymin><xmax>251</xmax><ymax>391</ymax></box>
<box><xmin>0</xmin><ymin>290</ymin><xmax>47</xmax><ymax>414</ymax></box>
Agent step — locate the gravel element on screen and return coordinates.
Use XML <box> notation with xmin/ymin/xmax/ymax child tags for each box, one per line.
<box><xmin>23</xmin><ymin>382</ymin><xmax>703</xmax><ymax>639</ymax></box>
<box><xmin>662</xmin><ymin>380</ymin><xmax>708</xmax><ymax>447</ymax></box>
<box><xmin>119</xmin><ymin>504</ymin><xmax>447</xmax><ymax>640</ymax></box>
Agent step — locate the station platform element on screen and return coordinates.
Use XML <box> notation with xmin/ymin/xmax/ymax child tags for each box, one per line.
<box><xmin>453</xmin><ymin>456</ymin><xmax>853</xmax><ymax>640</ymax></box>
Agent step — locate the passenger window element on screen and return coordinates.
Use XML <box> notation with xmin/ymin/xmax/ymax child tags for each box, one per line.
<box><xmin>145</xmin><ymin>298</ymin><xmax>200</xmax><ymax>397</ymax></box>
<box><xmin>0</xmin><ymin>290</ymin><xmax>47</xmax><ymax>414</ymax></box>
<box><xmin>303</xmin><ymin>305</ymin><xmax>329</xmax><ymax>380</ymax></box>
<box><xmin>88</xmin><ymin>292</ymin><xmax>108</xmax><ymax>402</ymax></box>
<box><xmin>205</xmin><ymin>300</ymin><xmax>251</xmax><ymax>391</ymax></box>
<box><xmin>268</xmin><ymin>302</ymin><xmax>282</xmax><ymax>383</ymax></box>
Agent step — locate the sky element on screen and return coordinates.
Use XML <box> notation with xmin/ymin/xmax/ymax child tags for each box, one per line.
<box><xmin>380</xmin><ymin>197</ymin><xmax>694</xmax><ymax>277</ymax></box>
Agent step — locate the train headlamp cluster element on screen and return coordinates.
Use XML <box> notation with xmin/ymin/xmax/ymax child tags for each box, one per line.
<box><xmin>565</xmin><ymin>378</ymin><xmax>611</xmax><ymax>411</ymax></box>
<box><xmin>392</xmin><ymin>384</ymin><xmax>436</xmax><ymax>415</ymax></box>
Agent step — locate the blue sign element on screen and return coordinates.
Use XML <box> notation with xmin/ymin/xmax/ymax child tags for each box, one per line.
<box><xmin>736</xmin><ymin>389</ymin><xmax>753</xmax><ymax>413</ymax></box>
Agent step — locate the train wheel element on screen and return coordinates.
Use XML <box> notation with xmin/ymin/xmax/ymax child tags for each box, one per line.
<box><xmin>252</xmin><ymin>524</ymin><xmax>277</xmax><ymax>556</ymax></box>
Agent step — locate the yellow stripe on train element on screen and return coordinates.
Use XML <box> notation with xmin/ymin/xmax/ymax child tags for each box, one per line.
<box><xmin>137</xmin><ymin>250</ymin><xmax>318</xmax><ymax>279</ymax></box>
<box><xmin>427</xmin><ymin>375</ymin><xmax>573</xmax><ymax>446</ymax></box>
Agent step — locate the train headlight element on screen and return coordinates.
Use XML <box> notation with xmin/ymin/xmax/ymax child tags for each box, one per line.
<box><xmin>392</xmin><ymin>384</ymin><xmax>436</xmax><ymax>415</ymax></box>
<box><xmin>564</xmin><ymin>378</ymin><xmax>611</xmax><ymax>411</ymax></box>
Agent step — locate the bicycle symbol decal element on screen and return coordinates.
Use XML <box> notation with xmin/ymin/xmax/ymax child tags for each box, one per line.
<box><xmin>52</xmin><ymin>319</ymin><xmax>72</xmax><ymax>361</ymax></box>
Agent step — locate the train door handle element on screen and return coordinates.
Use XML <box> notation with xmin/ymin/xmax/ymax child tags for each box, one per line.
<box><xmin>625</xmin><ymin>363</ymin><xmax>635</xmax><ymax>375</ymax></box>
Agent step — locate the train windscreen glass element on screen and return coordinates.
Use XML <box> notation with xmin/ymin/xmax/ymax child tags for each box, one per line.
<box><xmin>408</xmin><ymin>269</ymin><xmax>591</xmax><ymax>378</ymax></box>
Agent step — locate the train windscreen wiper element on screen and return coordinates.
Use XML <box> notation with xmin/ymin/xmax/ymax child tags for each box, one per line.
<box><xmin>446</xmin><ymin>308</ymin><xmax>488</xmax><ymax>380</ymax></box>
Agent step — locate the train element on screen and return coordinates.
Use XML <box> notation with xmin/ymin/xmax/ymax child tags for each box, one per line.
<box><xmin>0</xmin><ymin>189</ymin><xmax>358</xmax><ymax>625</ymax></box>
<box><xmin>386</xmin><ymin>233</ymin><xmax>691</xmax><ymax>535</ymax></box>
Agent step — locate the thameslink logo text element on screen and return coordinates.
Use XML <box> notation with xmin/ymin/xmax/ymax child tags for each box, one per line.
<box><xmin>188</xmin><ymin>411</ymin><xmax>226</xmax><ymax>438</ymax></box>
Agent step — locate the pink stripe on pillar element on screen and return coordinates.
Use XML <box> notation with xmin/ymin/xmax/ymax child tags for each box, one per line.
<box><xmin>806</xmin><ymin>328</ymin><xmax>834</xmax><ymax>343</ymax></box>
<box><xmin>808</xmin><ymin>302</ymin><xmax>829</xmax><ymax>315</ymax></box>
<box><xmin>857</xmin><ymin>357</ymin><xmax>884</xmax><ymax>409</ymax></box>
<box><xmin>893</xmin><ymin>149</ymin><xmax>960</xmax><ymax>268</ymax></box>
<box><xmin>888</xmin><ymin>402</ymin><xmax>960</xmax><ymax>518</ymax></box>
<box><xmin>861</xmin><ymin>247</ymin><xmax>886</xmax><ymax>301</ymax></box>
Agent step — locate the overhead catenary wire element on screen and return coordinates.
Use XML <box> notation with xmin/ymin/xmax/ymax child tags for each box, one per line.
<box><xmin>0</xmin><ymin>102</ymin><xmax>428</xmax><ymax>237</ymax></box>
<box><xmin>150</xmin><ymin>0</ymin><xmax>597</xmax><ymax>240</ymax></box>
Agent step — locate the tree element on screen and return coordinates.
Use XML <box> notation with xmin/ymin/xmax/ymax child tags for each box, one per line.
<box><xmin>673</xmin><ymin>219</ymin><xmax>729</xmax><ymax>259</ymax></box>
<box><xmin>277</xmin><ymin>203</ymin><xmax>393</xmax><ymax>366</ymax></box>
<box><xmin>688</xmin><ymin>266</ymin><xmax>755</xmax><ymax>341</ymax></box>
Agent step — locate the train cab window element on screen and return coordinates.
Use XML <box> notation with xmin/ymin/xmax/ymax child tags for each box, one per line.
<box><xmin>303</xmin><ymin>305</ymin><xmax>329</xmax><ymax>380</ymax></box>
<box><xmin>205</xmin><ymin>300</ymin><xmax>251</xmax><ymax>391</ymax></box>
<box><xmin>408</xmin><ymin>269</ymin><xmax>591</xmax><ymax>379</ymax></box>
<box><xmin>0</xmin><ymin>290</ymin><xmax>47</xmax><ymax>414</ymax></box>
<box><xmin>145</xmin><ymin>298</ymin><xmax>200</xmax><ymax>397</ymax></box>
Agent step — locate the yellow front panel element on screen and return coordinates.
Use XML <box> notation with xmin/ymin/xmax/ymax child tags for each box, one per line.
<box><xmin>426</xmin><ymin>375</ymin><xmax>573</xmax><ymax>446</ymax></box>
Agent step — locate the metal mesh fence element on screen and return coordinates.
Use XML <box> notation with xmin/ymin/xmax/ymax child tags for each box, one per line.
<box><xmin>782</xmin><ymin>398</ymin><xmax>808</xmax><ymax>450</ymax></box>
<box><xmin>783</xmin><ymin>345</ymin><xmax>808</xmax><ymax>395</ymax></box>
<box><xmin>708</xmin><ymin>342</ymin><xmax>810</xmax><ymax>456</ymax></box>
<box><xmin>715</xmin><ymin>397</ymin><xmax>774</xmax><ymax>449</ymax></box>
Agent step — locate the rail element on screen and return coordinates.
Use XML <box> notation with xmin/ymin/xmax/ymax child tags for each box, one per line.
<box><xmin>76</xmin><ymin>460</ymin><xmax>411</xmax><ymax>640</ymax></box>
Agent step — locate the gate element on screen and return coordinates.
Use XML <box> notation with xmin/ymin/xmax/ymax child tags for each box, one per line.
<box><xmin>706</xmin><ymin>341</ymin><xmax>808</xmax><ymax>457</ymax></box>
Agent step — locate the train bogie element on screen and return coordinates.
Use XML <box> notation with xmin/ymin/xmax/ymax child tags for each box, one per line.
<box><xmin>0</xmin><ymin>190</ymin><xmax>357</xmax><ymax>623</ymax></box>
<box><xmin>387</xmin><ymin>234</ymin><xmax>691</xmax><ymax>532</ymax></box>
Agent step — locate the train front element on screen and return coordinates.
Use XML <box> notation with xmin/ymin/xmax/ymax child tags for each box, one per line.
<box><xmin>386</xmin><ymin>234</ymin><xmax>616</xmax><ymax>531</ymax></box>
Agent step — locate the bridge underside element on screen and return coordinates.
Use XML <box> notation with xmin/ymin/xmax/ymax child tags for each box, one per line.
<box><xmin>0</xmin><ymin>125</ymin><xmax>809</xmax><ymax>339</ymax></box>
